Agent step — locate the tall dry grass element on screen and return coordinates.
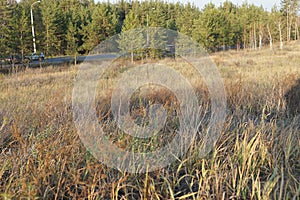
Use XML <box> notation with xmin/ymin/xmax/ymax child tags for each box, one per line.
<box><xmin>0</xmin><ymin>44</ymin><xmax>300</xmax><ymax>199</ymax></box>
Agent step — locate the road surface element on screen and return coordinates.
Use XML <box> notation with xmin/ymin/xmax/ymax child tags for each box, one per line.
<box><xmin>0</xmin><ymin>54</ymin><xmax>118</xmax><ymax>73</ymax></box>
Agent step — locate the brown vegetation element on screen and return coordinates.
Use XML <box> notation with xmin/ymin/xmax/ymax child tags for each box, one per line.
<box><xmin>0</xmin><ymin>44</ymin><xmax>300</xmax><ymax>199</ymax></box>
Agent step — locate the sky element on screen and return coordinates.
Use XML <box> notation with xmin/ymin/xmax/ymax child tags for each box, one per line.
<box><xmin>190</xmin><ymin>0</ymin><xmax>281</xmax><ymax>10</ymax></box>
<box><xmin>97</xmin><ymin>0</ymin><xmax>282</xmax><ymax>11</ymax></box>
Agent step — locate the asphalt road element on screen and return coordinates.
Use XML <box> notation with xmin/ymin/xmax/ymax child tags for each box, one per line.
<box><xmin>0</xmin><ymin>54</ymin><xmax>118</xmax><ymax>72</ymax></box>
<box><xmin>45</xmin><ymin>54</ymin><xmax>117</xmax><ymax>65</ymax></box>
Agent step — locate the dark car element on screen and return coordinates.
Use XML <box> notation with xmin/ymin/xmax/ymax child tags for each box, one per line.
<box><xmin>6</xmin><ymin>55</ymin><xmax>22</xmax><ymax>64</ymax></box>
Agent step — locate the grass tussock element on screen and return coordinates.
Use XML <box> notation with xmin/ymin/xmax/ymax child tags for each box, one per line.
<box><xmin>0</xmin><ymin>45</ymin><xmax>300</xmax><ymax>199</ymax></box>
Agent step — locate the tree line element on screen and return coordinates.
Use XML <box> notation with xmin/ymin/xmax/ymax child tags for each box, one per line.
<box><xmin>0</xmin><ymin>0</ymin><xmax>299</xmax><ymax>59</ymax></box>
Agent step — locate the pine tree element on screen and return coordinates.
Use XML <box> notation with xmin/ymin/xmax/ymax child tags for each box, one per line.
<box><xmin>118</xmin><ymin>10</ymin><xmax>145</xmax><ymax>63</ymax></box>
<box><xmin>176</xmin><ymin>2</ymin><xmax>200</xmax><ymax>37</ymax></box>
<box><xmin>40</xmin><ymin>0</ymin><xmax>65</xmax><ymax>55</ymax></box>
<box><xmin>165</xmin><ymin>3</ymin><xmax>177</xmax><ymax>30</ymax></box>
<box><xmin>116</xmin><ymin>0</ymin><xmax>131</xmax><ymax>33</ymax></box>
<box><xmin>64</xmin><ymin>0</ymin><xmax>86</xmax><ymax>63</ymax></box>
<box><xmin>193</xmin><ymin>3</ymin><xmax>221</xmax><ymax>51</ymax></box>
<box><xmin>80</xmin><ymin>3</ymin><xmax>118</xmax><ymax>53</ymax></box>
<box><xmin>0</xmin><ymin>0</ymin><xmax>14</xmax><ymax>58</ymax></box>
<box><xmin>220</xmin><ymin>1</ymin><xmax>243</xmax><ymax>50</ymax></box>
<box><xmin>66</xmin><ymin>20</ymin><xmax>78</xmax><ymax>64</ymax></box>
<box><xmin>139</xmin><ymin>1</ymin><xmax>169</xmax><ymax>59</ymax></box>
<box><xmin>78</xmin><ymin>3</ymin><xmax>95</xmax><ymax>53</ymax></box>
<box><xmin>11</xmin><ymin>3</ymin><xmax>32</xmax><ymax>60</ymax></box>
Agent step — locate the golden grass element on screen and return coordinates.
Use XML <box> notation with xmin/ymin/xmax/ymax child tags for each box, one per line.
<box><xmin>0</xmin><ymin>44</ymin><xmax>300</xmax><ymax>199</ymax></box>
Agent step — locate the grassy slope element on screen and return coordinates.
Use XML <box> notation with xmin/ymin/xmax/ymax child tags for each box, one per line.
<box><xmin>0</xmin><ymin>43</ymin><xmax>300</xmax><ymax>199</ymax></box>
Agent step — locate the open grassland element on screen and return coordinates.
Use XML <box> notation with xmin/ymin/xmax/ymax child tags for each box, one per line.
<box><xmin>0</xmin><ymin>43</ymin><xmax>300</xmax><ymax>199</ymax></box>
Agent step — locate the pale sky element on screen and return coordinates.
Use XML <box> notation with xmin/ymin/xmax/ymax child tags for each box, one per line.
<box><xmin>196</xmin><ymin>0</ymin><xmax>280</xmax><ymax>10</ymax></box>
<box><xmin>98</xmin><ymin>0</ymin><xmax>281</xmax><ymax>11</ymax></box>
<box><xmin>195</xmin><ymin>0</ymin><xmax>281</xmax><ymax>10</ymax></box>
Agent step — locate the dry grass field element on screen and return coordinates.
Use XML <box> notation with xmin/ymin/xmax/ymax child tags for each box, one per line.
<box><xmin>0</xmin><ymin>43</ymin><xmax>300</xmax><ymax>199</ymax></box>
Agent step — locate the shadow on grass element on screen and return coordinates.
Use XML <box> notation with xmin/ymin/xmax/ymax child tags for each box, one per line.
<box><xmin>285</xmin><ymin>79</ymin><xmax>300</xmax><ymax>116</ymax></box>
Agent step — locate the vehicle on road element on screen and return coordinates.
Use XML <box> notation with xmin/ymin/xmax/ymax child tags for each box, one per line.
<box><xmin>6</xmin><ymin>55</ymin><xmax>23</xmax><ymax>64</ymax></box>
<box><xmin>25</xmin><ymin>52</ymin><xmax>45</xmax><ymax>62</ymax></box>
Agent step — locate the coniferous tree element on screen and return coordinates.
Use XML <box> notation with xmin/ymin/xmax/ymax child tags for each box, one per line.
<box><xmin>80</xmin><ymin>3</ymin><xmax>118</xmax><ymax>53</ymax></box>
<box><xmin>40</xmin><ymin>0</ymin><xmax>65</xmax><ymax>55</ymax></box>
<box><xmin>176</xmin><ymin>2</ymin><xmax>200</xmax><ymax>37</ymax></box>
<box><xmin>1</xmin><ymin>0</ymin><xmax>297</xmax><ymax>59</ymax></box>
<box><xmin>140</xmin><ymin>2</ymin><xmax>169</xmax><ymax>59</ymax></box>
<box><xmin>220</xmin><ymin>1</ymin><xmax>243</xmax><ymax>50</ymax></box>
<box><xmin>193</xmin><ymin>3</ymin><xmax>221</xmax><ymax>51</ymax></box>
<box><xmin>0</xmin><ymin>0</ymin><xmax>14</xmax><ymax>58</ymax></box>
<box><xmin>11</xmin><ymin>3</ymin><xmax>32</xmax><ymax>60</ymax></box>
<box><xmin>66</xmin><ymin>18</ymin><xmax>78</xmax><ymax>64</ymax></box>
<box><xmin>118</xmin><ymin>10</ymin><xmax>145</xmax><ymax>63</ymax></box>
<box><xmin>165</xmin><ymin>3</ymin><xmax>177</xmax><ymax>30</ymax></box>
